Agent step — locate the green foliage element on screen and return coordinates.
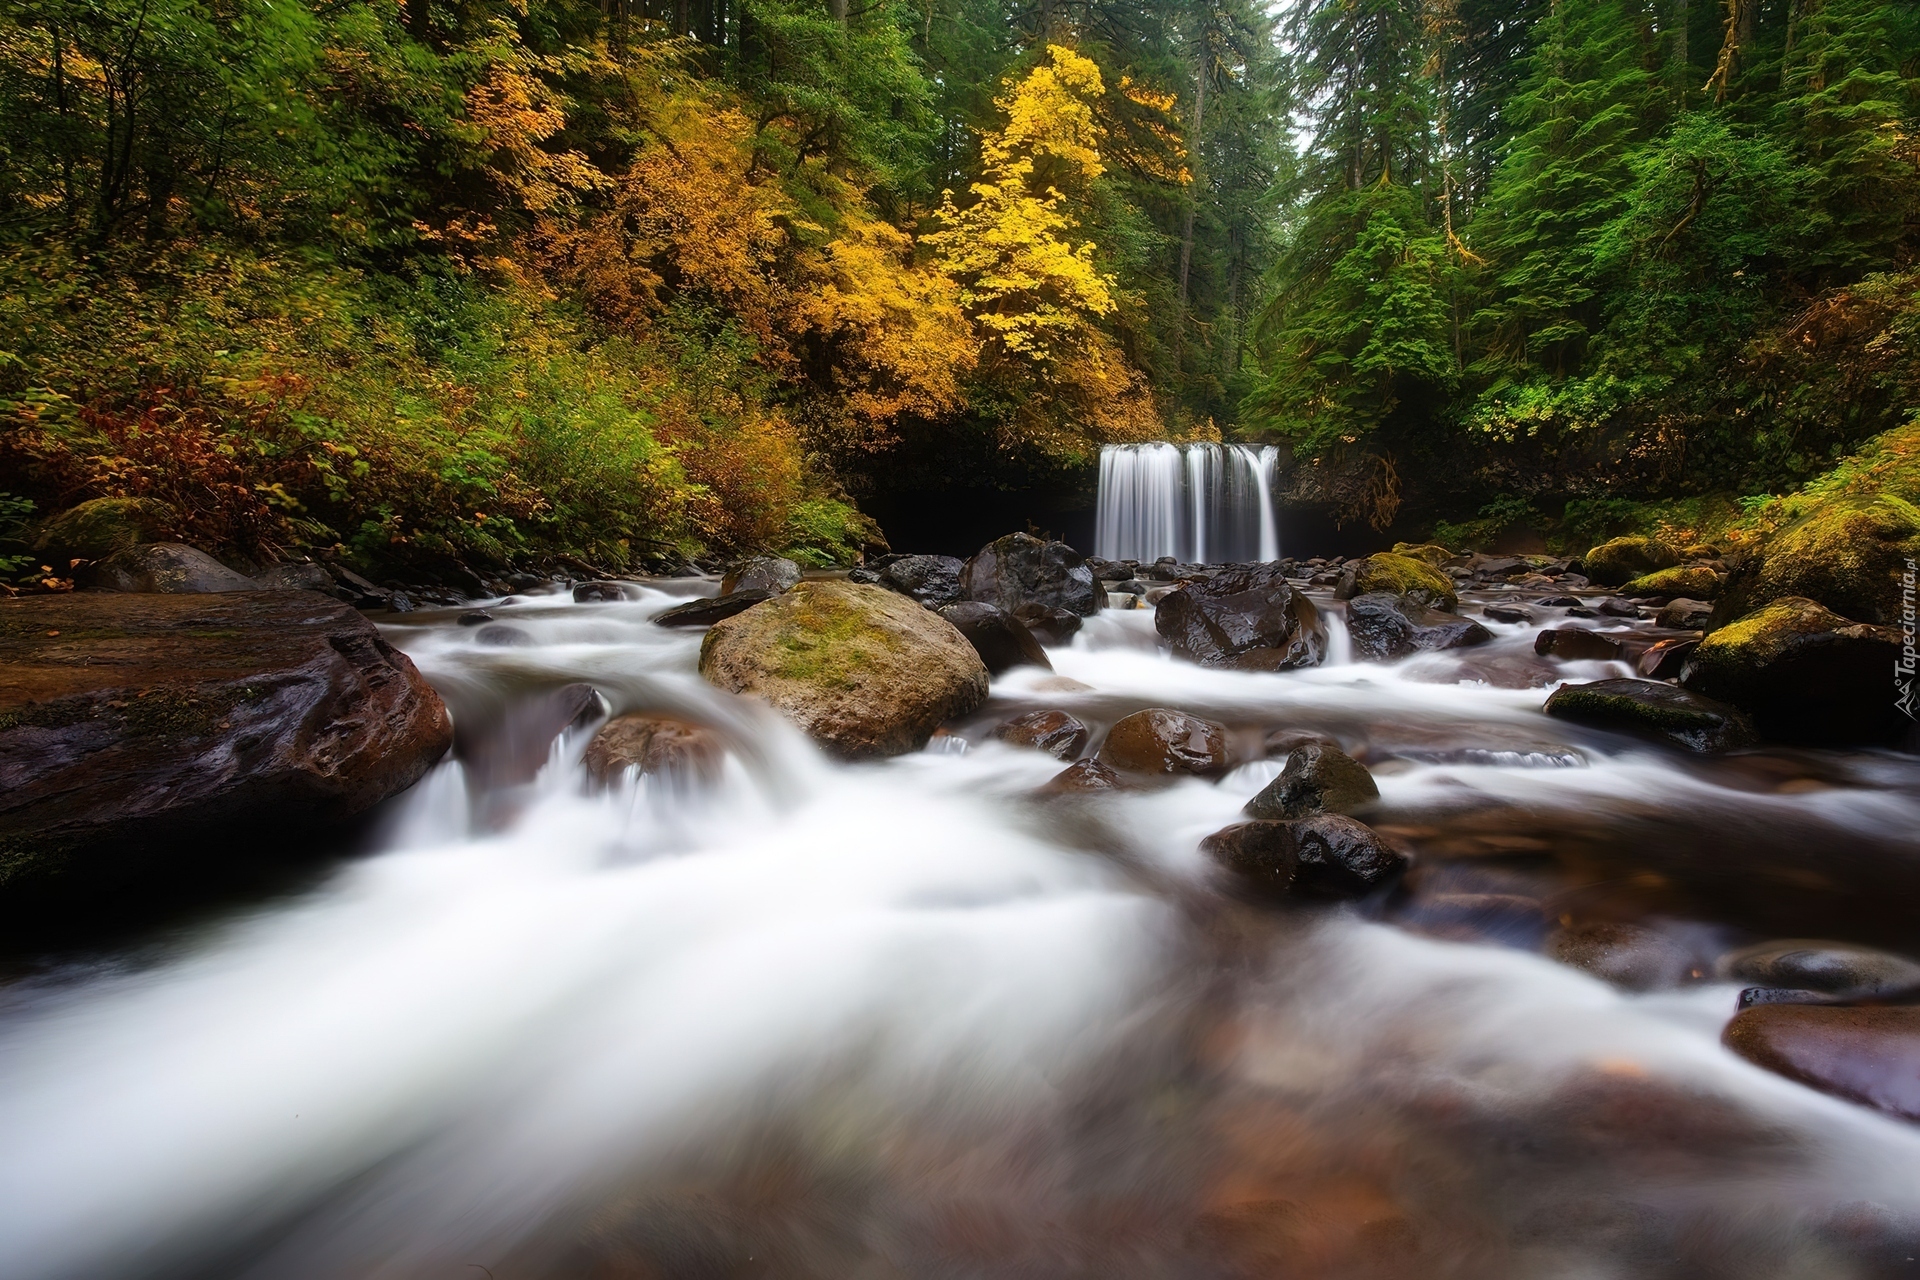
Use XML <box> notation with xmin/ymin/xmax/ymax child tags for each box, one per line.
<box><xmin>0</xmin><ymin>493</ymin><xmax>33</xmax><ymax>577</ymax></box>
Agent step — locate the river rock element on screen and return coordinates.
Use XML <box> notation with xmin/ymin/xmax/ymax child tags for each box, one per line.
<box><xmin>1243</xmin><ymin>742</ymin><xmax>1379</xmax><ymax>819</ymax></box>
<box><xmin>1656</xmin><ymin>598</ymin><xmax>1714</xmax><ymax>629</ymax></box>
<box><xmin>721</xmin><ymin>556</ymin><xmax>802</xmax><ymax>596</ymax></box>
<box><xmin>698</xmin><ymin>580</ymin><xmax>988</xmax><ymax>760</ymax></box>
<box><xmin>1621</xmin><ymin>565</ymin><xmax>1722</xmax><ymax>600</ymax></box>
<box><xmin>1543</xmin><ymin>678</ymin><xmax>1757</xmax><ymax>752</ymax></box>
<box><xmin>1097</xmin><ymin>708</ymin><xmax>1230</xmax><ymax>779</ymax></box>
<box><xmin>1013</xmin><ymin>602</ymin><xmax>1082</xmax><ymax>645</ymax></box>
<box><xmin>1335</xmin><ymin>552</ymin><xmax>1459</xmax><ymax>611</ymax></box>
<box><xmin>1723</xmin><ymin>1004</ymin><xmax>1920</xmax><ymax>1121</ymax></box>
<box><xmin>1681</xmin><ymin>596</ymin><xmax>1905</xmax><ymax>744</ymax></box>
<box><xmin>473</xmin><ymin>623</ymin><xmax>533</xmax><ymax>647</ymax></box>
<box><xmin>1201</xmin><ymin>814</ymin><xmax>1408</xmax><ymax>900</ymax></box>
<box><xmin>455</xmin><ymin>682</ymin><xmax>604</xmax><ymax>789</ymax></box>
<box><xmin>1153</xmin><ymin>564</ymin><xmax>1327</xmax><ymax>670</ymax></box>
<box><xmin>960</xmin><ymin>533</ymin><xmax>1101</xmax><ymax>617</ymax></box>
<box><xmin>91</xmin><ymin>543</ymin><xmax>255</xmax><ymax>593</ymax></box>
<box><xmin>1581</xmin><ymin>536</ymin><xmax>1680</xmax><ymax>587</ymax></box>
<box><xmin>0</xmin><ymin>592</ymin><xmax>451</xmax><ymax>901</ymax></box>
<box><xmin>1716</xmin><ymin>940</ymin><xmax>1920</xmax><ymax>1000</ymax></box>
<box><xmin>573</xmin><ymin>581</ymin><xmax>626</xmax><ymax>602</ymax></box>
<box><xmin>654</xmin><ymin>589</ymin><xmax>774</xmax><ymax>628</ymax></box>
<box><xmin>1533</xmin><ymin>627</ymin><xmax>1628</xmax><ymax>662</ymax></box>
<box><xmin>1389</xmin><ymin>542</ymin><xmax>1454</xmax><ymax>567</ymax></box>
<box><xmin>937</xmin><ymin>602</ymin><xmax>1051</xmax><ymax>674</ymax></box>
<box><xmin>1636</xmin><ymin>636</ymin><xmax>1699</xmax><ymax>679</ymax></box>
<box><xmin>1346</xmin><ymin>591</ymin><xmax>1492</xmax><ymax>661</ymax></box>
<box><xmin>1715</xmin><ymin>495</ymin><xmax>1920</xmax><ymax>627</ymax></box>
<box><xmin>582</xmin><ymin>713</ymin><xmax>727</xmax><ymax>790</ymax></box>
<box><xmin>992</xmin><ymin>709</ymin><xmax>1089</xmax><ymax>760</ymax></box>
<box><xmin>32</xmin><ymin>497</ymin><xmax>174</xmax><ymax>565</ymax></box>
<box><xmin>251</xmin><ymin>562</ymin><xmax>339</xmax><ymax>595</ymax></box>
<box><xmin>1546</xmin><ymin>921</ymin><xmax>1698</xmax><ymax>991</ymax></box>
<box><xmin>878</xmin><ymin>554</ymin><xmax>965</xmax><ymax>608</ymax></box>
<box><xmin>1039</xmin><ymin>758</ymin><xmax>1127</xmax><ymax>795</ymax></box>
<box><xmin>1483</xmin><ymin>603</ymin><xmax>1533</xmax><ymax>624</ymax></box>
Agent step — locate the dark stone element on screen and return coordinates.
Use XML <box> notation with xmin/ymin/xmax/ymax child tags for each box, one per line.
<box><xmin>1535</xmin><ymin>596</ymin><xmax>1582</xmax><ymax>608</ymax></box>
<box><xmin>1346</xmin><ymin>591</ymin><xmax>1493</xmax><ymax>662</ymax></box>
<box><xmin>1153</xmin><ymin>563</ymin><xmax>1327</xmax><ymax>670</ymax></box>
<box><xmin>1717</xmin><ymin>940</ymin><xmax>1920</xmax><ymax>1000</ymax></box>
<box><xmin>937</xmin><ymin>602</ymin><xmax>1052</xmax><ymax>674</ymax></box>
<box><xmin>1681</xmin><ymin>597</ymin><xmax>1908</xmax><ymax>745</ymax></box>
<box><xmin>91</xmin><ymin>543</ymin><xmax>255</xmax><ymax>594</ymax></box>
<box><xmin>653</xmin><ymin>590</ymin><xmax>774</xmax><ymax>628</ymax></box>
<box><xmin>0</xmin><ymin>592</ymin><xmax>452</xmax><ymax>901</ymax></box>
<box><xmin>960</xmin><ymin>533</ymin><xmax>1101</xmax><ymax>617</ymax></box>
<box><xmin>1039</xmin><ymin>758</ymin><xmax>1128</xmax><ymax>795</ymax></box>
<box><xmin>1533</xmin><ymin>628</ymin><xmax>1628</xmax><ymax>662</ymax></box>
<box><xmin>1012</xmin><ymin>602</ymin><xmax>1082</xmax><ymax>646</ymax></box>
<box><xmin>1201</xmin><ymin>814</ymin><xmax>1408</xmax><ymax>900</ymax></box>
<box><xmin>1596</xmin><ymin>596</ymin><xmax>1641</xmax><ymax>618</ymax></box>
<box><xmin>1261</xmin><ymin>727</ymin><xmax>1343</xmax><ymax>759</ymax></box>
<box><xmin>1657</xmin><ymin>598</ymin><xmax>1714</xmax><ymax>629</ymax></box>
<box><xmin>879</xmin><ymin>554</ymin><xmax>966</xmax><ymax>608</ymax></box>
<box><xmin>1243</xmin><ymin>742</ymin><xmax>1379</xmax><ymax>819</ymax></box>
<box><xmin>251</xmin><ymin>562</ymin><xmax>340</xmax><ymax>595</ymax></box>
<box><xmin>992</xmin><ymin>709</ymin><xmax>1089</xmax><ymax>760</ymax></box>
<box><xmin>1636</xmin><ymin>637</ymin><xmax>1698</xmax><ymax>679</ymax></box>
<box><xmin>582</xmin><ymin>713</ymin><xmax>727</xmax><ymax>791</ymax></box>
<box><xmin>1482</xmin><ymin>603</ymin><xmax>1533</xmax><ymax>624</ymax></box>
<box><xmin>1543</xmin><ymin>678</ymin><xmax>1757</xmax><ymax>752</ymax></box>
<box><xmin>573</xmin><ymin>581</ymin><xmax>626</xmax><ymax>602</ymax></box>
<box><xmin>1565</xmin><ymin>605</ymin><xmax>1598</xmax><ymax>618</ymax></box>
<box><xmin>457</xmin><ymin>610</ymin><xmax>494</xmax><ymax>627</ymax></box>
<box><xmin>721</xmin><ymin>556</ymin><xmax>802</xmax><ymax>596</ymax></box>
<box><xmin>1097</xmin><ymin>708</ymin><xmax>1230</xmax><ymax>779</ymax></box>
<box><xmin>473</xmin><ymin>624</ymin><xmax>534</xmax><ymax>648</ymax></box>
<box><xmin>454</xmin><ymin>682</ymin><xmax>605</xmax><ymax>790</ymax></box>
<box><xmin>1546</xmin><ymin>921</ymin><xmax>1699</xmax><ymax>991</ymax></box>
<box><xmin>1724</xmin><ymin>1004</ymin><xmax>1920</xmax><ymax>1121</ymax></box>
<box><xmin>328</xmin><ymin>564</ymin><xmax>394</xmax><ymax>608</ymax></box>
<box><xmin>846</xmin><ymin>567</ymin><xmax>881</xmax><ymax>584</ymax></box>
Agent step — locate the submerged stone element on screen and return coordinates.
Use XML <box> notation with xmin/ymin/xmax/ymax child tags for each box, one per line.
<box><xmin>1716</xmin><ymin>940</ymin><xmax>1920</xmax><ymax>1001</ymax></box>
<box><xmin>1724</xmin><ymin>1004</ymin><xmax>1920</xmax><ymax>1121</ymax></box>
<box><xmin>583</xmin><ymin>713</ymin><xmax>727</xmax><ymax>791</ymax></box>
<box><xmin>992</xmin><ymin>709</ymin><xmax>1089</xmax><ymax>760</ymax></box>
<box><xmin>1243</xmin><ymin>742</ymin><xmax>1379</xmax><ymax>819</ymax></box>
<box><xmin>1543</xmin><ymin>678</ymin><xmax>1756</xmax><ymax>752</ymax></box>
<box><xmin>1097</xmin><ymin>708</ymin><xmax>1230</xmax><ymax>778</ymax></box>
<box><xmin>1202</xmin><ymin>814</ymin><xmax>1408</xmax><ymax>900</ymax></box>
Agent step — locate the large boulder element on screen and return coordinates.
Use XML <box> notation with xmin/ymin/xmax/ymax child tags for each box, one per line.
<box><xmin>960</xmin><ymin>533</ymin><xmax>1101</xmax><ymax>617</ymax></box>
<box><xmin>1096</xmin><ymin>708</ymin><xmax>1230</xmax><ymax>779</ymax></box>
<box><xmin>1620</xmin><ymin>565</ymin><xmax>1722</xmax><ymax>600</ymax></box>
<box><xmin>1716</xmin><ymin>496</ymin><xmax>1920</xmax><ymax>627</ymax></box>
<box><xmin>32</xmin><ymin>497</ymin><xmax>174</xmax><ymax>565</ymax></box>
<box><xmin>698</xmin><ymin>581</ymin><xmax>988</xmax><ymax>760</ymax></box>
<box><xmin>937</xmin><ymin>602</ymin><xmax>1052</xmax><ymax>674</ymax></box>
<box><xmin>91</xmin><ymin>543</ymin><xmax>255</xmax><ymax>594</ymax></box>
<box><xmin>878</xmin><ymin>554</ymin><xmax>965</xmax><ymax>608</ymax></box>
<box><xmin>1243</xmin><ymin>742</ymin><xmax>1379</xmax><ymax>819</ymax></box>
<box><xmin>0</xmin><ymin>592</ymin><xmax>451</xmax><ymax>902</ymax></box>
<box><xmin>1723</xmin><ymin>1004</ymin><xmax>1920</xmax><ymax>1121</ymax></box>
<box><xmin>1201</xmin><ymin>814</ymin><xmax>1408</xmax><ymax>900</ymax></box>
<box><xmin>1153</xmin><ymin>564</ymin><xmax>1327</xmax><ymax>670</ymax></box>
<box><xmin>1336</xmin><ymin>552</ymin><xmax>1458</xmax><ymax>611</ymax></box>
<box><xmin>1542</xmin><ymin>678</ymin><xmax>1757</xmax><ymax>752</ymax></box>
<box><xmin>721</xmin><ymin>556</ymin><xmax>802</xmax><ymax>596</ymax></box>
<box><xmin>1582</xmin><ymin>536</ymin><xmax>1680</xmax><ymax>587</ymax></box>
<box><xmin>1346</xmin><ymin>591</ymin><xmax>1492</xmax><ymax>662</ymax></box>
<box><xmin>1680</xmin><ymin>596</ymin><xmax>1905</xmax><ymax>744</ymax></box>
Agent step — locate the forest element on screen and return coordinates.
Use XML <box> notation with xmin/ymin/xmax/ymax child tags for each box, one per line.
<box><xmin>0</xmin><ymin>0</ymin><xmax>1915</xmax><ymax>578</ymax></box>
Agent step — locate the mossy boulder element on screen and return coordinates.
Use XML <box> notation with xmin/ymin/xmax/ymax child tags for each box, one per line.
<box><xmin>1389</xmin><ymin>542</ymin><xmax>1454</xmax><ymax>567</ymax></box>
<box><xmin>1620</xmin><ymin>565</ymin><xmax>1723</xmax><ymax>600</ymax></box>
<box><xmin>1337</xmin><ymin>552</ymin><xmax>1458</xmax><ymax>611</ymax></box>
<box><xmin>1716</xmin><ymin>495</ymin><xmax>1920</xmax><ymax>627</ymax></box>
<box><xmin>1680</xmin><ymin>596</ymin><xmax>1906</xmax><ymax>744</ymax></box>
<box><xmin>1543</xmin><ymin>677</ymin><xmax>1756</xmax><ymax>752</ymax></box>
<box><xmin>32</xmin><ymin>498</ymin><xmax>174</xmax><ymax>565</ymax></box>
<box><xmin>1581</xmin><ymin>536</ymin><xmax>1680</xmax><ymax>587</ymax></box>
<box><xmin>698</xmin><ymin>580</ymin><xmax>988</xmax><ymax>759</ymax></box>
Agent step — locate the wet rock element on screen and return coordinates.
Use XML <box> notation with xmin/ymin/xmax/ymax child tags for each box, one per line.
<box><xmin>1543</xmin><ymin>678</ymin><xmax>1757</xmax><ymax>752</ymax></box>
<box><xmin>1656</xmin><ymin>598</ymin><xmax>1714</xmax><ymax>629</ymax></box>
<box><xmin>457</xmin><ymin>610</ymin><xmax>493</xmax><ymax>626</ymax></box>
<box><xmin>1201</xmin><ymin>814</ymin><xmax>1408</xmax><ymax>900</ymax></box>
<box><xmin>1681</xmin><ymin>596</ymin><xmax>1906</xmax><ymax>744</ymax></box>
<box><xmin>992</xmin><ymin>709</ymin><xmax>1089</xmax><ymax>760</ymax></box>
<box><xmin>1243</xmin><ymin>742</ymin><xmax>1379</xmax><ymax>819</ymax></box>
<box><xmin>1717</xmin><ymin>940</ymin><xmax>1920</xmax><ymax>1000</ymax></box>
<box><xmin>1389</xmin><ymin>542</ymin><xmax>1454</xmax><ymax>567</ymax></box>
<box><xmin>1595</xmin><ymin>596</ymin><xmax>1641</xmax><ymax>618</ymax></box>
<box><xmin>1012</xmin><ymin>602</ymin><xmax>1082</xmax><ymax>646</ymax></box>
<box><xmin>473</xmin><ymin>623</ymin><xmax>534</xmax><ymax>647</ymax></box>
<box><xmin>1097</xmin><ymin>708</ymin><xmax>1230</xmax><ymax>779</ymax></box>
<box><xmin>1635</xmin><ymin>636</ymin><xmax>1698</xmax><ymax>680</ymax></box>
<box><xmin>653</xmin><ymin>590</ymin><xmax>774</xmax><ymax>628</ymax></box>
<box><xmin>1533</xmin><ymin>628</ymin><xmax>1628</xmax><ymax>662</ymax></box>
<box><xmin>960</xmin><ymin>533</ymin><xmax>1101</xmax><ymax>617</ymax></box>
<box><xmin>1482</xmin><ymin>603</ymin><xmax>1533</xmax><ymax>624</ymax></box>
<box><xmin>32</xmin><ymin>497</ymin><xmax>174</xmax><ymax>566</ymax></box>
<box><xmin>1622</xmin><ymin>565</ymin><xmax>1722</xmax><ymax>600</ymax></box>
<box><xmin>937</xmin><ymin>602</ymin><xmax>1052</xmax><ymax>674</ymax></box>
<box><xmin>251</xmin><ymin>562</ymin><xmax>339</xmax><ymax>595</ymax></box>
<box><xmin>1346</xmin><ymin>591</ymin><xmax>1492</xmax><ymax>662</ymax></box>
<box><xmin>878</xmin><ymin>554</ymin><xmax>965</xmax><ymax>608</ymax></box>
<box><xmin>1038</xmin><ymin>757</ymin><xmax>1127</xmax><ymax>795</ymax></box>
<box><xmin>721</xmin><ymin>556</ymin><xmax>802</xmax><ymax>596</ymax></box>
<box><xmin>1435</xmin><ymin>653</ymin><xmax>1563</xmax><ymax>688</ymax></box>
<box><xmin>1546</xmin><ymin>921</ymin><xmax>1698</xmax><ymax>991</ymax></box>
<box><xmin>1534</xmin><ymin>595</ymin><xmax>1582</xmax><ymax>608</ymax></box>
<box><xmin>1581</xmin><ymin>536</ymin><xmax>1680</xmax><ymax>587</ymax></box>
<box><xmin>1153</xmin><ymin>564</ymin><xmax>1327</xmax><ymax>670</ymax></box>
<box><xmin>1335</xmin><ymin>552</ymin><xmax>1459</xmax><ymax>611</ymax></box>
<box><xmin>573</xmin><ymin>581</ymin><xmax>626</xmax><ymax>603</ymax></box>
<box><xmin>698</xmin><ymin>581</ymin><xmax>988</xmax><ymax>760</ymax></box>
<box><xmin>582</xmin><ymin>713</ymin><xmax>726</xmax><ymax>790</ymax></box>
<box><xmin>1716</xmin><ymin>495</ymin><xmax>1920</xmax><ymax>627</ymax></box>
<box><xmin>0</xmin><ymin>592</ymin><xmax>452</xmax><ymax>901</ymax></box>
<box><xmin>456</xmin><ymin>682</ymin><xmax>604</xmax><ymax>789</ymax></box>
<box><xmin>326</xmin><ymin>564</ymin><xmax>394</xmax><ymax>609</ymax></box>
<box><xmin>1723</xmin><ymin>1004</ymin><xmax>1920</xmax><ymax>1121</ymax></box>
<box><xmin>845</xmin><ymin>567</ymin><xmax>881</xmax><ymax>584</ymax></box>
<box><xmin>1261</xmin><ymin>727</ymin><xmax>1344</xmax><ymax>759</ymax></box>
<box><xmin>91</xmin><ymin>543</ymin><xmax>255</xmax><ymax>593</ymax></box>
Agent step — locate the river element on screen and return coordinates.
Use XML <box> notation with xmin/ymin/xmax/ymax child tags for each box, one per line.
<box><xmin>3</xmin><ymin>578</ymin><xmax>1919</xmax><ymax>1278</ymax></box>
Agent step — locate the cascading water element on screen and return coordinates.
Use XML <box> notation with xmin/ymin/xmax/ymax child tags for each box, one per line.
<box><xmin>1096</xmin><ymin>442</ymin><xmax>1280</xmax><ymax>564</ymax></box>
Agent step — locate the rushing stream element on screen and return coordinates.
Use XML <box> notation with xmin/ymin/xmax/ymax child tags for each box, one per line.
<box><xmin>4</xmin><ymin>578</ymin><xmax>1920</xmax><ymax>1279</ymax></box>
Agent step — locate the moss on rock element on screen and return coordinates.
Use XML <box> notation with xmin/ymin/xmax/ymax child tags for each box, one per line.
<box><xmin>1582</xmin><ymin>536</ymin><xmax>1680</xmax><ymax>586</ymax></box>
<box><xmin>1682</xmin><ymin>596</ymin><xmax>1906</xmax><ymax>744</ymax></box>
<box><xmin>1718</xmin><ymin>495</ymin><xmax>1920</xmax><ymax>626</ymax></box>
<box><xmin>1347</xmin><ymin>552</ymin><xmax>1458</xmax><ymax>611</ymax></box>
<box><xmin>1389</xmin><ymin>542</ymin><xmax>1454</xmax><ymax>567</ymax></box>
<box><xmin>1621</xmin><ymin>565</ymin><xmax>1723</xmax><ymax>599</ymax></box>
<box><xmin>32</xmin><ymin>498</ymin><xmax>175</xmax><ymax>564</ymax></box>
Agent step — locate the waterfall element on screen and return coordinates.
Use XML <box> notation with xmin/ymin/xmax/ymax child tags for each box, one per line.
<box><xmin>1094</xmin><ymin>443</ymin><xmax>1281</xmax><ymax>564</ymax></box>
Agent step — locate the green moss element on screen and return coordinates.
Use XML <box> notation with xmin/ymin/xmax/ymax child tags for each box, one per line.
<box><xmin>1353</xmin><ymin>552</ymin><xmax>1457</xmax><ymax>610</ymax></box>
<box><xmin>1389</xmin><ymin>542</ymin><xmax>1454</xmax><ymax>567</ymax></box>
<box><xmin>1621</xmin><ymin>565</ymin><xmax>1723</xmax><ymax>598</ymax></box>
<box><xmin>763</xmin><ymin>588</ymin><xmax>903</xmax><ymax>690</ymax></box>
<box><xmin>1695</xmin><ymin>596</ymin><xmax>1842</xmax><ymax>670</ymax></box>
<box><xmin>1735</xmin><ymin>495</ymin><xmax>1920</xmax><ymax>625</ymax></box>
<box><xmin>32</xmin><ymin>498</ymin><xmax>174</xmax><ymax>562</ymax></box>
<box><xmin>1582</xmin><ymin>536</ymin><xmax>1680</xmax><ymax>586</ymax></box>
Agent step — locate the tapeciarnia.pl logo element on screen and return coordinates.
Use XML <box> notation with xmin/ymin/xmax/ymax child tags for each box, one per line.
<box><xmin>1900</xmin><ymin>557</ymin><xmax>1917</xmax><ymax>721</ymax></box>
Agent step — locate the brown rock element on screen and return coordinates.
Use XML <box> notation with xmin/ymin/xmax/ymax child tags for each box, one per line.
<box><xmin>1724</xmin><ymin>1004</ymin><xmax>1920</xmax><ymax>1121</ymax></box>
<box><xmin>1038</xmin><ymin>758</ymin><xmax>1127</xmax><ymax>795</ymax></box>
<box><xmin>1533</xmin><ymin>628</ymin><xmax>1629</xmax><ymax>662</ymax></box>
<box><xmin>583</xmin><ymin>714</ymin><xmax>727</xmax><ymax>790</ymax></box>
<box><xmin>1097</xmin><ymin>708</ymin><xmax>1230</xmax><ymax>779</ymax></box>
<box><xmin>992</xmin><ymin>709</ymin><xmax>1089</xmax><ymax>760</ymax></box>
<box><xmin>1546</xmin><ymin>921</ymin><xmax>1698</xmax><ymax>991</ymax></box>
<box><xmin>455</xmin><ymin>682</ymin><xmax>605</xmax><ymax>789</ymax></box>
<box><xmin>1201</xmin><ymin>814</ymin><xmax>1408</xmax><ymax>899</ymax></box>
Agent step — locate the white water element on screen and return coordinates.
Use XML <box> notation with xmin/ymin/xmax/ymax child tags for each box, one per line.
<box><xmin>2</xmin><ymin>585</ymin><xmax>1920</xmax><ymax>1277</ymax></box>
<box><xmin>1096</xmin><ymin>442</ymin><xmax>1281</xmax><ymax>564</ymax></box>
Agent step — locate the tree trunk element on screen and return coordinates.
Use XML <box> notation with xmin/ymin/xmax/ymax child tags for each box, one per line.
<box><xmin>829</xmin><ymin>0</ymin><xmax>847</xmax><ymax>27</ymax></box>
